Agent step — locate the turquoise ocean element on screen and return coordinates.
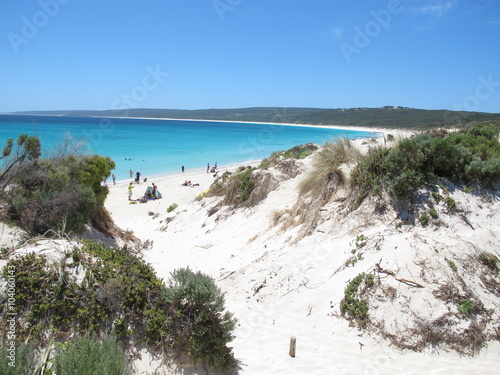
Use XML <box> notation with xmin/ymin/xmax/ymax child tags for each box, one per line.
<box><xmin>0</xmin><ymin>115</ymin><xmax>379</xmax><ymax>183</ymax></box>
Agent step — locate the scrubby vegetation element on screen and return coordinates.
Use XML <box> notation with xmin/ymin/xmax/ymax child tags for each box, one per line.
<box><xmin>350</xmin><ymin>124</ymin><xmax>500</xmax><ymax>205</ymax></box>
<box><xmin>340</xmin><ymin>273</ymin><xmax>374</xmax><ymax>327</ymax></box>
<box><xmin>0</xmin><ymin>241</ymin><xmax>236</xmax><ymax>372</ymax></box>
<box><xmin>164</xmin><ymin>268</ymin><xmax>236</xmax><ymax>371</ymax></box>
<box><xmin>259</xmin><ymin>143</ymin><xmax>318</xmax><ymax>168</ymax></box>
<box><xmin>0</xmin><ymin>134</ymin><xmax>115</xmax><ymax>236</ymax></box>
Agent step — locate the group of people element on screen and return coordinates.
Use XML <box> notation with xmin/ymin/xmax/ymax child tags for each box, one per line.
<box><xmin>128</xmin><ymin>182</ymin><xmax>158</xmax><ymax>202</ymax></box>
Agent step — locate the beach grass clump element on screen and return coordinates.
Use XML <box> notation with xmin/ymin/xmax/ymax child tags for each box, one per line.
<box><xmin>53</xmin><ymin>335</ymin><xmax>130</xmax><ymax>375</ymax></box>
<box><xmin>259</xmin><ymin>143</ymin><xmax>318</xmax><ymax>169</ymax></box>
<box><xmin>350</xmin><ymin>123</ymin><xmax>500</xmax><ymax>207</ymax></box>
<box><xmin>164</xmin><ymin>267</ymin><xmax>236</xmax><ymax>371</ymax></box>
<box><xmin>299</xmin><ymin>137</ymin><xmax>361</xmax><ymax>199</ymax></box>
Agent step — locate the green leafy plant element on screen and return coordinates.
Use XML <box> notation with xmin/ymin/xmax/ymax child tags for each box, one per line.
<box><xmin>166</xmin><ymin>203</ymin><xmax>178</xmax><ymax>213</ymax></box>
<box><xmin>446</xmin><ymin>258</ymin><xmax>458</xmax><ymax>272</ymax></box>
<box><xmin>339</xmin><ymin>273</ymin><xmax>374</xmax><ymax>327</ymax></box>
<box><xmin>457</xmin><ymin>298</ymin><xmax>475</xmax><ymax>316</ymax></box>
<box><xmin>419</xmin><ymin>212</ymin><xmax>430</xmax><ymax>226</ymax></box>
<box><xmin>164</xmin><ymin>267</ymin><xmax>236</xmax><ymax>371</ymax></box>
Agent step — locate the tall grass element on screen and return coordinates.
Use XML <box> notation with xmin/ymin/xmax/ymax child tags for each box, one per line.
<box><xmin>0</xmin><ymin>343</ymin><xmax>36</xmax><ymax>375</ymax></box>
<box><xmin>299</xmin><ymin>137</ymin><xmax>361</xmax><ymax>198</ymax></box>
<box><xmin>53</xmin><ymin>335</ymin><xmax>130</xmax><ymax>375</ymax></box>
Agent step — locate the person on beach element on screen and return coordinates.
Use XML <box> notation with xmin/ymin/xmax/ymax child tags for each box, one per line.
<box><xmin>207</xmin><ymin>163</ymin><xmax>210</xmax><ymax>173</ymax></box>
<box><xmin>151</xmin><ymin>183</ymin><xmax>157</xmax><ymax>198</ymax></box>
<box><xmin>135</xmin><ymin>171</ymin><xmax>141</xmax><ymax>183</ymax></box>
<box><xmin>128</xmin><ymin>182</ymin><xmax>134</xmax><ymax>200</ymax></box>
<box><xmin>112</xmin><ymin>173</ymin><xmax>116</xmax><ymax>185</ymax></box>
<box><xmin>182</xmin><ymin>165</ymin><xmax>185</xmax><ymax>173</ymax></box>
<box><xmin>129</xmin><ymin>169</ymin><xmax>133</xmax><ymax>178</ymax></box>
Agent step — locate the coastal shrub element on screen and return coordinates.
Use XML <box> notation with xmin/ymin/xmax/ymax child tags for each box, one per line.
<box><xmin>259</xmin><ymin>143</ymin><xmax>318</xmax><ymax>168</ymax></box>
<box><xmin>419</xmin><ymin>212</ymin><xmax>430</xmax><ymax>226</ymax></box>
<box><xmin>4</xmin><ymin>151</ymin><xmax>115</xmax><ymax>235</ymax></box>
<box><xmin>53</xmin><ymin>335</ymin><xmax>130</xmax><ymax>375</ymax></box>
<box><xmin>350</xmin><ymin>123</ymin><xmax>500</xmax><ymax>207</ymax></box>
<box><xmin>0</xmin><ymin>241</ymin><xmax>168</xmax><ymax>345</ymax></box>
<box><xmin>212</xmin><ymin>167</ymin><xmax>256</xmax><ymax>206</ymax></box>
<box><xmin>167</xmin><ymin>203</ymin><xmax>178</xmax><ymax>213</ymax></box>
<box><xmin>340</xmin><ymin>273</ymin><xmax>374</xmax><ymax>327</ymax></box>
<box><xmin>0</xmin><ymin>343</ymin><xmax>37</xmax><ymax>375</ymax></box>
<box><xmin>164</xmin><ymin>267</ymin><xmax>236</xmax><ymax>371</ymax></box>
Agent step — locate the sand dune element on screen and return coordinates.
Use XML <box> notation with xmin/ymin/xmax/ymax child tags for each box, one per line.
<box><xmin>102</xmin><ymin>130</ymin><xmax>499</xmax><ymax>374</ymax></box>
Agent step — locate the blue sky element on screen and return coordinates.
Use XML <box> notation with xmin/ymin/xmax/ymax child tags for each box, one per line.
<box><xmin>1</xmin><ymin>0</ymin><xmax>499</xmax><ymax>113</ymax></box>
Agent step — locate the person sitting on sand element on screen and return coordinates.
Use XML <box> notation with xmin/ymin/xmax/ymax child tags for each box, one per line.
<box><xmin>182</xmin><ymin>180</ymin><xmax>191</xmax><ymax>186</ymax></box>
<box><xmin>139</xmin><ymin>195</ymin><xmax>148</xmax><ymax>203</ymax></box>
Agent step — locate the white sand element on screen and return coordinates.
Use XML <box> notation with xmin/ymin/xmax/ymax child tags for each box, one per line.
<box><xmin>102</xmin><ymin>127</ymin><xmax>499</xmax><ymax>374</ymax></box>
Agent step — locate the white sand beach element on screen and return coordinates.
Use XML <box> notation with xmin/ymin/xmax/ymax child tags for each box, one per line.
<box><xmin>101</xmin><ymin>128</ymin><xmax>500</xmax><ymax>374</ymax></box>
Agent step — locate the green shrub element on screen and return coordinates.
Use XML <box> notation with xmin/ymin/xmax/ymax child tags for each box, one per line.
<box><xmin>419</xmin><ymin>212</ymin><xmax>430</xmax><ymax>226</ymax></box>
<box><xmin>457</xmin><ymin>298</ymin><xmax>476</xmax><ymax>316</ymax></box>
<box><xmin>340</xmin><ymin>273</ymin><xmax>374</xmax><ymax>326</ymax></box>
<box><xmin>53</xmin><ymin>335</ymin><xmax>130</xmax><ymax>375</ymax></box>
<box><xmin>164</xmin><ymin>268</ymin><xmax>236</xmax><ymax>371</ymax></box>
<box><xmin>350</xmin><ymin>123</ymin><xmax>500</xmax><ymax>207</ymax></box>
<box><xmin>429</xmin><ymin>208</ymin><xmax>439</xmax><ymax>219</ymax></box>
<box><xmin>4</xmin><ymin>151</ymin><xmax>115</xmax><ymax>235</ymax></box>
<box><xmin>259</xmin><ymin>143</ymin><xmax>317</xmax><ymax>168</ymax></box>
<box><xmin>444</xmin><ymin>197</ymin><xmax>456</xmax><ymax>210</ymax></box>
<box><xmin>166</xmin><ymin>203</ymin><xmax>178</xmax><ymax>213</ymax></box>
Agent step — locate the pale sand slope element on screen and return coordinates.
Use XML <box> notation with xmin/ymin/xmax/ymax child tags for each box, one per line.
<box><xmin>102</xmin><ymin>129</ymin><xmax>500</xmax><ymax>375</ymax></box>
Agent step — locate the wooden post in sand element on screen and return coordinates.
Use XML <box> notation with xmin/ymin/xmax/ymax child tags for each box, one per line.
<box><xmin>289</xmin><ymin>336</ymin><xmax>296</xmax><ymax>358</ymax></box>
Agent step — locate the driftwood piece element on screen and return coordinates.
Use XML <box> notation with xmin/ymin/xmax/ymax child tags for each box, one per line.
<box><xmin>375</xmin><ymin>259</ymin><xmax>424</xmax><ymax>288</ymax></box>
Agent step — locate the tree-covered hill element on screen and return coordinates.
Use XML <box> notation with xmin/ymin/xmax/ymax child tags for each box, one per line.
<box><xmin>11</xmin><ymin>106</ymin><xmax>500</xmax><ymax>129</ymax></box>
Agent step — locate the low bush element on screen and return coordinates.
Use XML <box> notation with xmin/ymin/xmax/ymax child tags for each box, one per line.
<box><xmin>340</xmin><ymin>272</ymin><xmax>374</xmax><ymax>327</ymax></box>
<box><xmin>350</xmin><ymin>123</ymin><xmax>500</xmax><ymax>206</ymax></box>
<box><xmin>259</xmin><ymin>143</ymin><xmax>318</xmax><ymax>168</ymax></box>
<box><xmin>164</xmin><ymin>267</ymin><xmax>236</xmax><ymax>371</ymax></box>
<box><xmin>166</xmin><ymin>203</ymin><xmax>178</xmax><ymax>213</ymax></box>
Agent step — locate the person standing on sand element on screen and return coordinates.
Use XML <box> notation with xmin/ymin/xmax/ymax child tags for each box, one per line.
<box><xmin>207</xmin><ymin>163</ymin><xmax>210</xmax><ymax>173</ymax></box>
<box><xmin>112</xmin><ymin>173</ymin><xmax>116</xmax><ymax>185</ymax></box>
<box><xmin>128</xmin><ymin>182</ymin><xmax>134</xmax><ymax>200</ymax></box>
<box><xmin>136</xmin><ymin>171</ymin><xmax>141</xmax><ymax>183</ymax></box>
